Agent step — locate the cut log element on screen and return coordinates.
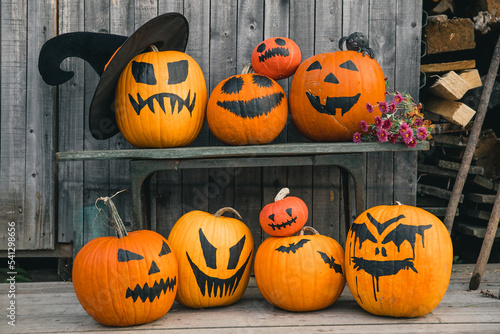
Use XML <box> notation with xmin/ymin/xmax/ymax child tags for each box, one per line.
<box><xmin>420</xmin><ymin>60</ymin><xmax>476</xmax><ymax>73</ymax></box>
<box><xmin>424</xmin><ymin>18</ymin><xmax>476</xmax><ymax>54</ymax></box>
<box><xmin>466</xmin><ymin>193</ymin><xmax>497</xmax><ymax>204</ymax></box>
<box><xmin>458</xmin><ymin>69</ymin><xmax>483</xmax><ymax>90</ymax></box>
<box><xmin>429</xmin><ymin>71</ymin><xmax>471</xmax><ymax>100</ymax></box>
<box><xmin>424</xmin><ymin>98</ymin><xmax>476</xmax><ymax>127</ymax></box>
<box><xmin>418</xmin><ymin>183</ymin><xmax>464</xmax><ymax>202</ymax></box>
<box><xmin>471</xmin><ymin>175</ymin><xmax>499</xmax><ymax>191</ymax></box>
<box><xmin>438</xmin><ymin>160</ymin><xmax>484</xmax><ymax>175</ymax></box>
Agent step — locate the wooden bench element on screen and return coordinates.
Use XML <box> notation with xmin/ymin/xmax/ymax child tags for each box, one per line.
<box><xmin>56</xmin><ymin>141</ymin><xmax>429</xmax><ymax>232</ymax></box>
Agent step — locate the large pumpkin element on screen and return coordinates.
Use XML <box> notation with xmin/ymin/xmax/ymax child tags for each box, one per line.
<box><xmin>168</xmin><ymin>207</ymin><xmax>254</xmax><ymax>308</ymax></box>
<box><xmin>254</xmin><ymin>226</ymin><xmax>345</xmax><ymax>312</ymax></box>
<box><xmin>115</xmin><ymin>49</ymin><xmax>207</xmax><ymax>148</ymax></box>
<box><xmin>259</xmin><ymin>187</ymin><xmax>308</xmax><ymax>237</ymax></box>
<box><xmin>72</xmin><ymin>195</ymin><xmax>178</xmax><ymax>327</ymax></box>
<box><xmin>206</xmin><ymin>66</ymin><xmax>288</xmax><ymax>145</ymax></box>
<box><xmin>289</xmin><ymin>50</ymin><xmax>386</xmax><ymax>141</ymax></box>
<box><xmin>345</xmin><ymin>203</ymin><xmax>453</xmax><ymax>317</ymax></box>
<box><xmin>251</xmin><ymin>37</ymin><xmax>301</xmax><ymax>80</ymax></box>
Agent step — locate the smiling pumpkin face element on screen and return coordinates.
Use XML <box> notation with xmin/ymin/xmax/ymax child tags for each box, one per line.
<box><xmin>207</xmin><ymin>72</ymin><xmax>288</xmax><ymax>145</ymax></box>
<box><xmin>289</xmin><ymin>50</ymin><xmax>386</xmax><ymax>142</ymax></box>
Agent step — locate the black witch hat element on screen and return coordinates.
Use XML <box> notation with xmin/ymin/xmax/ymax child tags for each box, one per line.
<box><xmin>38</xmin><ymin>13</ymin><xmax>189</xmax><ymax>140</ymax></box>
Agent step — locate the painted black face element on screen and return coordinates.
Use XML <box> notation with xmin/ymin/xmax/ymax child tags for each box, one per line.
<box><xmin>305</xmin><ymin>59</ymin><xmax>361</xmax><ymax>117</ymax></box>
<box><xmin>128</xmin><ymin>60</ymin><xmax>196</xmax><ymax>116</ymax></box>
<box><xmin>267</xmin><ymin>208</ymin><xmax>297</xmax><ymax>231</ymax></box>
<box><xmin>275</xmin><ymin>238</ymin><xmax>310</xmax><ymax>254</ymax></box>
<box><xmin>119</xmin><ymin>241</ymin><xmax>177</xmax><ymax>303</ymax></box>
<box><xmin>186</xmin><ymin>229</ymin><xmax>252</xmax><ymax>298</ymax></box>
<box><xmin>256</xmin><ymin>37</ymin><xmax>289</xmax><ymax>62</ymax></box>
<box><xmin>348</xmin><ymin>213</ymin><xmax>432</xmax><ymax>301</ymax></box>
<box><xmin>216</xmin><ymin>74</ymin><xmax>285</xmax><ymax>118</ymax></box>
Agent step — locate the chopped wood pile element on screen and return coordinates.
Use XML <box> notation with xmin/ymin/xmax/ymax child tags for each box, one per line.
<box><xmin>419</xmin><ymin>0</ymin><xmax>500</xmax><ymax>246</ymax></box>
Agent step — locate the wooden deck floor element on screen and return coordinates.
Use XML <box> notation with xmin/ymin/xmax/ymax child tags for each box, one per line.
<box><xmin>2</xmin><ymin>264</ymin><xmax>499</xmax><ymax>333</ymax></box>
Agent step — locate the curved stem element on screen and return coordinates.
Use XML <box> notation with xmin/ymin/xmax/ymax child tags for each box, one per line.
<box><xmin>96</xmin><ymin>190</ymin><xmax>128</xmax><ymax>238</ymax></box>
<box><xmin>274</xmin><ymin>187</ymin><xmax>290</xmax><ymax>202</ymax></box>
<box><xmin>214</xmin><ymin>207</ymin><xmax>243</xmax><ymax>220</ymax></box>
<box><xmin>299</xmin><ymin>226</ymin><xmax>319</xmax><ymax>236</ymax></box>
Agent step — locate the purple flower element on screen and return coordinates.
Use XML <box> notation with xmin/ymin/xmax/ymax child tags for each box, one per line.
<box><xmin>399</xmin><ymin>122</ymin><xmax>410</xmax><ymax>136</ymax></box>
<box><xmin>392</xmin><ymin>93</ymin><xmax>404</xmax><ymax>105</ymax></box>
<box><xmin>366</xmin><ymin>103</ymin><xmax>374</xmax><ymax>113</ymax></box>
<box><xmin>414</xmin><ymin>117</ymin><xmax>423</xmax><ymax>127</ymax></box>
<box><xmin>388</xmin><ymin>102</ymin><xmax>396</xmax><ymax>114</ymax></box>
<box><xmin>359</xmin><ymin>120</ymin><xmax>369</xmax><ymax>132</ymax></box>
<box><xmin>378</xmin><ymin>101</ymin><xmax>389</xmax><ymax>114</ymax></box>
<box><xmin>377</xmin><ymin>129</ymin><xmax>388</xmax><ymax>142</ymax></box>
<box><xmin>374</xmin><ymin>116</ymin><xmax>383</xmax><ymax>129</ymax></box>
<box><xmin>417</xmin><ymin>127</ymin><xmax>429</xmax><ymax>140</ymax></box>
<box><xmin>388</xmin><ymin>133</ymin><xmax>399</xmax><ymax>144</ymax></box>
<box><xmin>405</xmin><ymin>137</ymin><xmax>418</xmax><ymax>148</ymax></box>
<box><xmin>402</xmin><ymin>129</ymin><xmax>414</xmax><ymax>144</ymax></box>
<box><xmin>382</xmin><ymin>119</ymin><xmax>392</xmax><ymax>130</ymax></box>
<box><xmin>353</xmin><ymin>132</ymin><xmax>362</xmax><ymax>143</ymax></box>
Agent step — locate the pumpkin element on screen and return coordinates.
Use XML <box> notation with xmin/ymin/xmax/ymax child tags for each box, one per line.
<box><xmin>254</xmin><ymin>226</ymin><xmax>345</xmax><ymax>312</ymax></box>
<box><xmin>259</xmin><ymin>187</ymin><xmax>308</xmax><ymax>237</ymax></box>
<box><xmin>345</xmin><ymin>203</ymin><xmax>453</xmax><ymax>317</ymax></box>
<box><xmin>206</xmin><ymin>65</ymin><xmax>288</xmax><ymax>145</ymax></box>
<box><xmin>251</xmin><ymin>37</ymin><xmax>301</xmax><ymax>80</ymax></box>
<box><xmin>168</xmin><ymin>207</ymin><xmax>254</xmax><ymax>308</ymax></box>
<box><xmin>72</xmin><ymin>194</ymin><xmax>178</xmax><ymax>327</ymax></box>
<box><xmin>289</xmin><ymin>50</ymin><xmax>386</xmax><ymax>142</ymax></box>
<box><xmin>115</xmin><ymin>48</ymin><xmax>207</xmax><ymax>148</ymax></box>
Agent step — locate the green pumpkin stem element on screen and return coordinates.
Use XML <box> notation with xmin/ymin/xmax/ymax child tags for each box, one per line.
<box><xmin>299</xmin><ymin>226</ymin><xmax>319</xmax><ymax>236</ymax></box>
<box><xmin>274</xmin><ymin>187</ymin><xmax>290</xmax><ymax>202</ymax></box>
<box><xmin>214</xmin><ymin>207</ymin><xmax>243</xmax><ymax>220</ymax></box>
<box><xmin>96</xmin><ymin>189</ymin><xmax>128</xmax><ymax>238</ymax></box>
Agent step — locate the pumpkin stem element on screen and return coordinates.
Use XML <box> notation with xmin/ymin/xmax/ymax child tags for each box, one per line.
<box><xmin>241</xmin><ymin>63</ymin><xmax>255</xmax><ymax>74</ymax></box>
<box><xmin>395</xmin><ymin>201</ymin><xmax>403</xmax><ymax>206</ymax></box>
<box><xmin>214</xmin><ymin>207</ymin><xmax>243</xmax><ymax>220</ymax></box>
<box><xmin>150</xmin><ymin>44</ymin><xmax>159</xmax><ymax>52</ymax></box>
<box><xmin>95</xmin><ymin>189</ymin><xmax>128</xmax><ymax>238</ymax></box>
<box><xmin>274</xmin><ymin>187</ymin><xmax>290</xmax><ymax>202</ymax></box>
<box><xmin>299</xmin><ymin>226</ymin><xmax>319</xmax><ymax>236</ymax></box>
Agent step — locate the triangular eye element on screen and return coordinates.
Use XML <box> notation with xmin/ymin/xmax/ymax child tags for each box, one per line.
<box><xmin>221</xmin><ymin>76</ymin><xmax>244</xmax><ymax>94</ymax></box>
<box><xmin>324</xmin><ymin>73</ymin><xmax>339</xmax><ymax>84</ymax></box>
<box><xmin>159</xmin><ymin>241</ymin><xmax>171</xmax><ymax>256</ymax></box>
<box><xmin>118</xmin><ymin>249</ymin><xmax>144</xmax><ymax>262</ymax></box>
<box><xmin>339</xmin><ymin>60</ymin><xmax>358</xmax><ymax>72</ymax></box>
<box><xmin>306</xmin><ymin>60</ymin><xmax>322</xmax><ymax>71</ymax></box>
<box><xmin>131</xmin><ymin>61</ymin><xmax>157</xmax><ymax>85</ymax></box>
<box><xmin>268</xmin><ymin>214</ymin><xmax>275</xmax><ymax>222</ymax></box>
<box><xmin>167</xmin><ymin>60</ymin><xmax>189</xmax><ymax>85</ymax></box>
<box><xmin>227</xmin><ymin>235</ymin><xmax>246</xmax><ymax>270</ymax></box>
<box><xmin>199</xmin><ymin>228</ymin><xmax>217</xmax><ymax>269</ymax></box>
<box><xmin>286</xmin><ymin>208</ymin><xmax>293</xmax><ymax>217</ymax></box>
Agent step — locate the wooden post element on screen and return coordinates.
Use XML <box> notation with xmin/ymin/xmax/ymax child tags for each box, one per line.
<box><xmin>444</xmin><ymin>35</ymin><xmax>500</xmax><ymax>234</ymax></box>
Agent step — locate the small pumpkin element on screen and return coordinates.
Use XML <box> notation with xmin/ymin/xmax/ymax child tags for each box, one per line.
<box><xmin>168</xmin><ymin>207</ymin><xmax>254</xmax><ymax>308</ymax></box>
<box><xmin>259</xmin><ymin>187</ymin><xmax>308</xmax><ymax>236</ymax></box>
<box><xmin>251</xmin><ymin>37</ymin><xmax>301</xmax><ymax>80</ymax></box>
<box><xmin>345</xmin><ymin>203</ymin><xmax>453</xmax><ymax>317</ymax></box>
<box><xmin>289</xmin><ymin>49</ymin><xmax>386</xmax><ymax>142</ymax></box>
<box><xmin>254</xmin><ymin>226</ymin><xmax>345</xmax><ymax>312</ymax></box>
<box><xmin>206</xmin><ymin>65</ymin><xmax>288</xmax><ymax>145</ymax></box>
<box><xmin>72</xmin><ymin>194</ymin><xmax>178</xmax><ymax>327</ymax></box>
<box><xmin>115</xmin><ymin>48</ymin><xmax>207</xmax><ymax>148</ymax></box>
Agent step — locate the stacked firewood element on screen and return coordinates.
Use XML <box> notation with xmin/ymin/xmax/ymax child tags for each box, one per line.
<box><xmin>418</xmin><ymin>0</ymin><xmax>500</xmax><ymax>243</ymax></box>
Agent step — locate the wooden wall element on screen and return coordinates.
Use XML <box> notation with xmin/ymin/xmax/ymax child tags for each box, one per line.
<box><xmin>0</xmin><ymin>0</ymin><xmax>423</xmax><ymax>254</ymax></box>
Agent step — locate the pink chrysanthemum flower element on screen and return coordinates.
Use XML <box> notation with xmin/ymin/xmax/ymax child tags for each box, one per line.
<box><xmin>388</xmin><ymin>133</ymin><xmax>399</xmax><ymax>144</ymax></box>
<box><xmin>378</xmin><ymin>101</ymin><xmax>389</xmax><ymax>114</ymax></box>
<box><xmin>382</xmin><ymin>119</ymin><xmax>392</xmax><ymax>130</ymax></box>
<box><xmin>392</xmin><ymin>93</ymin><xmax>404</xmax><ymax>105</ymax></box>
<box><xmin>399</xmin><ymin>122</ymin><xmax>410</xmax><ymax>135</ymax></box>
<box><xmin>359</xmin><ymin>120</ymin><xmax>369</xmax><ymax>132</ymax></box>
<box><xmin>377</xmin><ymin>129</ymin><xmax>388</xmax><ymax>142</ymax></box>
<box><xmin>405</xmin><ymin>137</ymin><xmax>418</xmax><ymax>148</ymax></box>
<box><xmin>417</xmin><ymin>126</ymin><xmax>429</xmax><ymax>140</ymax></box>
<box><xmin>402</xmin><ymin>128</ymin><xmax>414</xmax><ymax>144</ymax></box>
<box><xmin>374</xmin><ymin>116</ymin><xmax>383</xmax><ymax>129</ymax></box>
<box><xmin>414</xmin><ymin>117</ymin><xmax>423</xmax><ymax>127</ymax></box>
<box><xmin>366</xmin><ymin>103</ymin><xmax>374</xmax><ymax>113</ymax></box>
<box><xmin>353</xmin><ymin>132</ymin><xmax>362</xmax><ymax>143</ymax></box>
<box><xmin>388</xmin><ymin>102</ymin><xmax>396</xmax><ymax>114</ymax></box>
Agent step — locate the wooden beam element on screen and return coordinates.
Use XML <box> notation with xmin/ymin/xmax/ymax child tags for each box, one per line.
<box><xmin>424</xmin><ymin>98</ymin><xmax>476</xmax><ymax>127</ymax></box>
<box><xmin>424</xmin><ymin>17</ymin><xmax>475</xmax><ymax>54</ymax></box>
<box><xmin>420</xmin><ymin>60</ymin><xmax>476</xmax><ymax>73</ymax></box>
<box><xmin>429</xmin><ymin>71</ymin><xmax>471</xmax><ymax>100</ymax></box>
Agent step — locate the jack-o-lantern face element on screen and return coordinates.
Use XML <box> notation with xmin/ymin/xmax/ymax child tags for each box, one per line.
<box><xmin>73</xmin><ymin>230</ymin><xmax>178</xmax><ymax>327</ymax></box>
<box><xmin>115</xmin><ymin>50</ymin><xmax>207</xmax><ymax>148</ymax></box>
<box><xmin>207</xmin><ymin>72</ymin><xmax>288</xmax><ymax>145</ymax></box>
<box><xmin>254</xmin><ymin>227</ymin><xmax>345</xmax><ymax>312</ymax></box>
<box><xmin>289</xmin><ymin>50</ymin><xmax>386</xmax><ymax>142</ymax></box>
<box><xmin>345</xmin><ymin>204</ymin><xmax>453</xmax><ymax>318</ymax></box>
<box><xmin>251</xmin><ymin>37</ymin><xmax>302</xmax><ymax>80</ymax></box>
<box><xmin>168</xmin><ymin>208</ymin><xmax>254</xmax><ymax>308</ymax></box>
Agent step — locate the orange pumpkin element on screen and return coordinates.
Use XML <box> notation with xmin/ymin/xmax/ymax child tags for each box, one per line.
<box><xmin>206</xmin><ymin>66</ymin><xmax>288</xmax><ymax>145</ymax></box>
<box><xmin>72</xmin><ymin>195</ymin><xmax>178</xmax><ymax>326</ymax></box>
<box><xmin>259</xmin><ymin>187</ymin><xmax>308</xmax><ymax>236</ymax></box>
<box><xmin>289</xmin><ymin>50</ymin><xmax>385</xmax><ymax>141</ymax></box>
<box><xmin>345</xmin><ymin>203</ymin><xmax>453</xmax><ymax>317</ymax></box>
<box><xmin>254</xmin><ymin>226</ymin><xmax>345</xmax><ymax>312</ymax></box>
<box><xmin>115</xmin><ymin>49</ymin><xmax>207</xmax><ymax>148</ymax></box>
<box><xmin>251</xmin><ymin>37</ymin><xmax>301</xmax><ymax>80</ymax></box>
